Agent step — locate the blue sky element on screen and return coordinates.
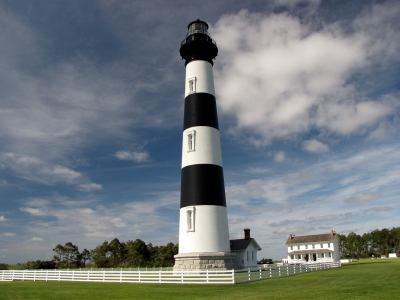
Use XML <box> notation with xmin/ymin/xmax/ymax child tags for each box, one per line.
<box><xmin>0</xmin><ymin>0</ymin><xmax>399</xmax><ymax>264</ymax></box>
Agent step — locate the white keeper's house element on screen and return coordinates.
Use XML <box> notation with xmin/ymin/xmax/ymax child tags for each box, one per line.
<box><xmin>285</xmin><ymin>230</ymin><xmax>340</xmax><ymax>264</ymax></box>
<box><xmin>230</xmin><ymin>229</ymin><xmax>262</xmax><ymax>270</ymax></box>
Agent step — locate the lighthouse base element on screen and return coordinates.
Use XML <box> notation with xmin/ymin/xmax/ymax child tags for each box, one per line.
<box><xmin>173</xmin><ymin>252</ymin><xmax>236</xmax><ymax>270</ymax></box>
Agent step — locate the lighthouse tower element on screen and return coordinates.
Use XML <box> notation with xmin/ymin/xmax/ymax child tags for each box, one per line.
<box><xmin>174</xmin><ymin>20</ymin><xmax>236</xmax><ymax>270</ymax></box>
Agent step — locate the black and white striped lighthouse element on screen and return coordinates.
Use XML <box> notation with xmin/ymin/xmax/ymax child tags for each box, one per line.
<box><xmin>174</xmin><ymin>20</ymin><xmax>236</xmax><ymax>270</ymax></box>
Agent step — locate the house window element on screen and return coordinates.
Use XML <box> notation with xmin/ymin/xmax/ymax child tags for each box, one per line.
<box><xmin>329</xmin><ymin>253</ymin><xmax>332</xmax><ymax>258</ymax></box>
<box><xmin>252</xmin><ymin>251</ymin><xmax>254</xmax><ymax>261</ymax></box>
<box><xmin>186</xmin><ymin>207</ymin><xmax>195</xmax><ymax>232</ymax></box>
<box><xmin>320</xmin><ymin>244</ymin><xmax>323</xmax><ymax>248</ymax></box>
<box><xmin>246</xmin><ymin>251</ymin><xmax>249</xmax><ymax>261</ymax></box>
<box><xmin>305</xmin><ymin>245</ymin><xmax>308</xmax><ymax>250</ymax></box>
<box><xmin>328</xmin><ymin>243</ymin><xmax>331</xmax><ymax>248</ymax></box>
<box><xmin>187</xmin><ymin>130</ymin><xmax>196</xmax><ymax>152</ymax></box>
<box><xmin>290</xmin><ymin>246</ymin><xmax>293</xmax><ymax>250</ymax></box>
<box><xmin>322</xmin><ymin>253</ymin><xmax>325</xmax><ymax>258</ymax></box>
<box><xmin>188</xmin><ymin>77</ymin><xmax>196</xmax><ymax>94</ymax></box>
<box><xmin>291</xmin><ymin>255</ymin><xmax>294</xmax><ymax>260</ymax></box>
<box><xmin>297</xmin><ymin>246</ymin><xmax>300</xmax><ymax>250</ymax></box>
<box><xmin>312</xmin><ymin>244</ymin><xmax>315</xmax><ymax>249</ymax></box>
<box><xmin>298</xmin><ymin>255</ymin><xmax>301</xmax><ymax>259</ymax></box>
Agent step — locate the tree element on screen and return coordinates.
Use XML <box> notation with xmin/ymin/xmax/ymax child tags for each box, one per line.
<box><xmin>63</xmin><ymin>242</ymin><xmax>79</xmax><ymax>268</ymax></box>
<box><xmin>109</xmin><ymin>238</ymin><xmax>124</xmax><ymax>267</ymax></box>
<box><xmin>80</xmin><ymin>249</ymin><xmax>92</xmax><ymax>267</ymax></box>
<box><xmin>337</xmin><ymin>234</ymin><xmax>347</xmax><ymax>258</ymax></box>
<box><xmin>91</xmin><ymin>241</ymin><xmax>111</xmax><ymax>268</ymax></box>
<box><xmin>52</xmin><ymin>244</ymin><xmax>65</xmax><ymax>268</ymax></box>
<box><xmin>124</xmin><ymin>239</ymin><xmax>150</xmax><ymax>267</ymax></box>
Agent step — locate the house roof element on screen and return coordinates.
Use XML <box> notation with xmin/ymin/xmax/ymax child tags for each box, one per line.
<box><xmin>230</xmin><ymin>238</ymin><xmax>262</xmax><ymax>251</ymax></box>
<box><xmin>288</xmin><ymin>249</ymin><xmax>333</xmax><ymax>254</ymax></box>
<box><xmin>286</xmin><ymin>233</ymin><xmax>336</xmax><ymax>245</ymax></box>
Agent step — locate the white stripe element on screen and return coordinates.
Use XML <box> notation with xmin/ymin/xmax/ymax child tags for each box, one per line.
<box><xmin>185</xmin><ymin>60</ymin><xmax>215</xmax><ymax>97</ymax></box>
<box><xmin>182</xmin><ymin>126</ymin><xmax>222</xmax><ymax>168</ymax></box>
<box><xmin>178</xmin><ymin>205</ymin><xmax>230</xmax><ymax>253</ymax></box>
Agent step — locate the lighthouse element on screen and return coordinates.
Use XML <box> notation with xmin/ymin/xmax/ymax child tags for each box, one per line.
<box><xmin>173</xmin><ymin>20</ymin><xmax>236</xmax><ymax>270</ymax></box>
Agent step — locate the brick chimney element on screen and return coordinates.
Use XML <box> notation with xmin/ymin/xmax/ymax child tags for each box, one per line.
<box><xmin>244</xmin><ymin>228</ymin><xmax>251</xmax><ymax>240</ymax></box>
<box><xmin>289</xmin><ymin>234</ymin><xmax>295</xmax><ymax>240</ymax></box>
<box><xmin>331</xmin><ymin>230</ymin><xmax>336</xmax><ymax>237</ymax></box>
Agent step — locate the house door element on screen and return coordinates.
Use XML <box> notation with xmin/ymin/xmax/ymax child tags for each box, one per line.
<box><xmin>305</xmin><ymin>254</ymin><xmax>309</xmax><ymax>262</ymax></box>
<box><xmin>313</xmin><ymin>254</ymin><xmax>316</xmax><ymax>261</ymax></box>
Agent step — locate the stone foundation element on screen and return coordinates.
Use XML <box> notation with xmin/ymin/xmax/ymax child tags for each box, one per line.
<box><xmin>173</xmin><ymin>252</ymin><xmax>236</xmax><ymax>270</ymax></box>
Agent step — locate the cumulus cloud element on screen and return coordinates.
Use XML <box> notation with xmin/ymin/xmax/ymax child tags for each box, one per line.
<box><xmin>274</xmin><ymin>151</ymin><xmax>286</xmax><ymax>162</ymax></box>
<box><xmin>115</xmin><ymin>150</ymin><xmax>150</xmax><ymax>162</ymax></box>
<box><xmin>309</xmin><ymin>214</ymin><xmax>336</xmax><ymax>221</ymax></box>
<box><xmin>20</xmin><ymin>207</ymin><xmax>47</xmax><ymax>216</ymax></box>
<box><xmin>77</xmin><ymin>183</ymin><xmax>103</xmax><ymax>192</ymax></box>
<box><xmin>302</xmin><ymin>139</ymin><xmax>329</xmax><ymax>154</ymax></box>
<box><xmin>212</xmin><ymin>5</ymin><xmax>400</xmax><ymax>145</ymax></box>
<box><xmin>0</xmin><ymin>215</ymin><xmax>5</xmax><ymax>221</ymax></box>
<box><xmin>31</xmin><ymin>237</ymin><xmax>43</xmax><ymax>241</ymax></box>
<box><xmin>4</xmin><ymin>233</ymin><xmax>16</xmax><ymax>237</ymax></box>
<box><xmin>344</xmin><ymin>192</ymin><xmax>381</xmax><ymax>204</ymax></box>
<box><xmin>0</xmin><ymin>153</ymin><xmax>81</xmax><ymax>185</ymax></box>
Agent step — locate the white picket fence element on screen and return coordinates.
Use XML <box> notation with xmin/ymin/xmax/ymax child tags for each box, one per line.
<box><xmin>1</xmin><ymin>262</ymin><xmax>340</xmax><ymax>284</ymax></box>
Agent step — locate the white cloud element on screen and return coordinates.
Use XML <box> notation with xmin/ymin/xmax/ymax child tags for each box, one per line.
<box><xmin>212</xmin><ymin>6</ymin><xmax>399</xmax><ymax>145</ymax></box>
<box><xmin>43</xmin><ymin>165</ymin><xmax>81</xmax><ymax>184</ymax></box>
<box><xmin>115</xmin><ymin>150</ymin><xmax>150</xmax><ymax>162</ymax></box>
<box><xmin>31</xmin><ymin>237</ymin><xmax>43</xmax><ymax>241</ymax></box>
<box><xmin>0</xmin><ymin>215</ymin><xmax>5</xmax><ymax>221</ymax></box>
<box><xmin>274</xmin><ymin>151</ymin><xmax>285</xmax><ymax>162</ymax></box>
<box><xmin>3</xmin><ymin>233</ymin><xmax>16</xmax><ymax>237</ymax></box>
<box><xmin>302</xmin><ymin>139</ymin><xmax>329</xmax><ymax>154</ymax></box>
<box><xmin>344</xmin><ymin>192</ymin><xmax>381</xmax><ymax>204</ymax></box>
<box><xmin>0</xmin><ymin>153</ymin><xmax>82</xmax><ymax>185</ymax></box>
<box><xmin>20</xmin><ymin>207</ymin><xmax>47</xmax><ymax>216</ymax></box>
<box><xmin>77</xmin><ymin>183</ymin><xmax>103</xmax><ymax>192</ymax></box>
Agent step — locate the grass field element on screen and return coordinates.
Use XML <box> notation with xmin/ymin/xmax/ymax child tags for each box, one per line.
<box><xmin>1</xmin><ymin>259</ymin><xmax>399</xmax><ymax>299</ymax></box>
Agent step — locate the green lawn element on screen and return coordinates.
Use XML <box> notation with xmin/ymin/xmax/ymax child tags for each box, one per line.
<box><xmin>1</xmin><ymin>259</ymin><xmax>399</xmax><ymax>299</ymax></box>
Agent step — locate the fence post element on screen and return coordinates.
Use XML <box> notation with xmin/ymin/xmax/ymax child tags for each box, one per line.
<box><xmin>181</xmin><ymin>272</ymin><xmax>184</xmax><ymax>284</ymax></box>
<box><xmin>206</xmin><ymin>270</ymin><xmax>209</xmax><ymax>283</ymax></box>
<box><xmin>269</xmin><ymin>268</ymin><xmax>272</xmax><ymax>278</ymax></box>
<box><xmin>259</xmin><ymin>268</ymin><xmax>262</xmax><ymax>279</ymax></box>
<box><xmin>159</xmin><ymin>270</ymin><xmax>161</xmax><ymax>284</ymax></box>
<box><xmin>72</xmin><ymin>270</ymin><xmax>74</xmax><ymax>282</ymax></box>
<box><xmin>279</xmin><ymin>266</ymin><xmax>281</xmax><ymax>277</ymax></box>
<box><xmin>232</xmin><ymin>269</ymin><xmax>235</xmax><ymax>284</ymax></box>
<box><xmin>287</xmin><ymin>266</ymin><xmax>289</xmax><ymax>276</ymax></box>
<box><xmin>34</xmin><ymin>270</ymin><xmax>36</xmax><ymax>281</ymax></box>
<box><xmin>248</xmin><ymin>268</ymin><xmax>251</xmax><ymax>281</ymax></box>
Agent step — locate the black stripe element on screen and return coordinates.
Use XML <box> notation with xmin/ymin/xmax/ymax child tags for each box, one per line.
<box><xmin>183</xmin><ymin>93</ymin><xmax>219</xmax><ymax>131</ymax></box>
<box><xmin>180</xmin><ymin>164</ymin><xmax>226</xmax><ymax>208</ymax></box>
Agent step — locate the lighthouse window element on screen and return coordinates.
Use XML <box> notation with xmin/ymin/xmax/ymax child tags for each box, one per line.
<box><xmin>188</xmin><ymin>77</ymin><xmax>196</xmax><ymax>94</ymax></box>
<box><xmin>186</xmin><ymin>206</ymin><xmax>195</xmax><ymax>232</ymax></box>
<box><xmin>187</xmin><ymin>130</ymin><xmax>195</xmax><ymax>152</ymax></box>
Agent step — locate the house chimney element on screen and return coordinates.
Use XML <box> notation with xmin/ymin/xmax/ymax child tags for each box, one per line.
<box><xmin>244</xmin><ymin>228</ymin><xmax>251</xmax><ymax>240</ymax></box>
<box><xmin>331</xmin><ymin>230</ymin><xmax>336</xmax><ymax>237</ymax></box>
<box><xmin>289</xmin><ymin>234</ymin><xmax>294</xmax><ymax>240</ymax></box>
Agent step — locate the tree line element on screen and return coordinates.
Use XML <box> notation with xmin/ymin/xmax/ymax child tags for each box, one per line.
<box><xmin>338</xmin><ymin>227</ymin><xmax>400</xmax><ymax>259</ymax></box>
<box><xmin>7</xmin><ymin>238</ymin><xmax>178</xmax><ymax>270</ymax></box>
<box><xmin>51</xmin><ymin>238</ymin><xmax>178</xmax><ymax>268</ymax></box>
